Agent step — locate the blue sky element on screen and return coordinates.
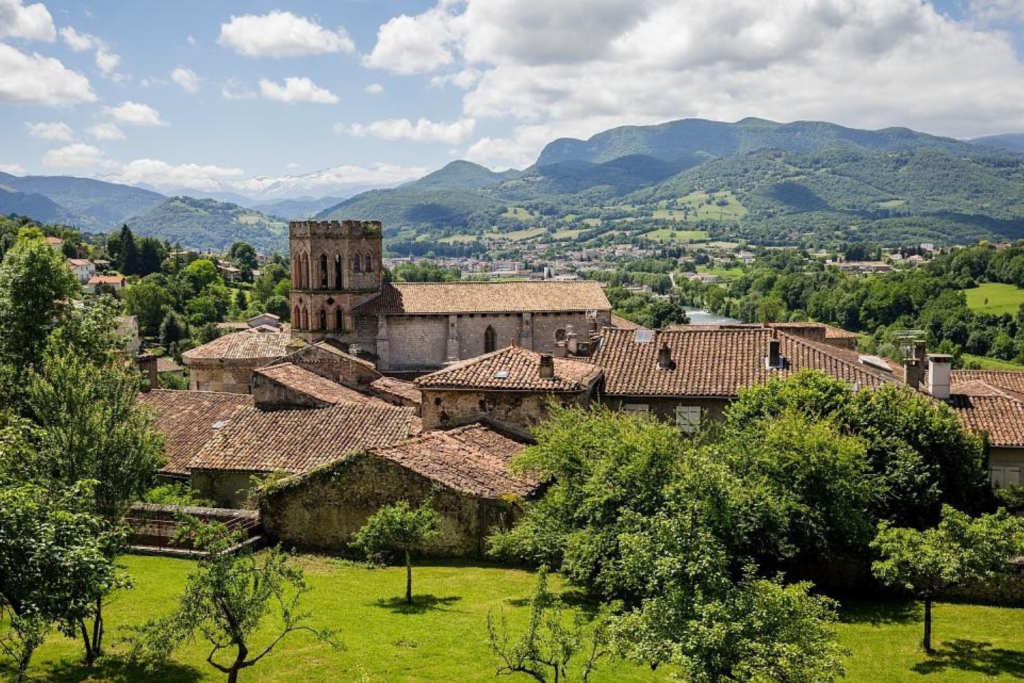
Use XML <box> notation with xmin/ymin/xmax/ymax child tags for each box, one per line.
<box><xmin>2</xmin><ymin>0</ymin><xmax>1024</xmax><ymax>198</ymax></box>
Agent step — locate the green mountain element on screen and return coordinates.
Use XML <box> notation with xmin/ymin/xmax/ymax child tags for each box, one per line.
<box><xmin>536</xmin><ymin>117</ymin><xmax>983</xmax><ymax>166</ymax></box>
<box><xmin>0</xmin><ymin>172</ymin><xmax>165</xmax><ymax>229</ymax></box>
<box><xmin>404</xmin><ymin>160</ymin><xmax>517</xmax><ymax>190</ymax></box>
<box><xmin>125</xmin><ymin>197</ymin><xmax>288</xmax><ymax>253</ymax></box>
<box><xmin>0</xmin><ymin>186</ymin><xmax>78</xmax><ymax>226</ymax></box>
<box><xmin>252</xmin><ymin>196</ymin><xmax>346</xmax><ymax>220</ymax></box>
<box><xmin>971</xmin><ymin>134</ymin><xmax>1024</xmax><ymax>154</ymax></box>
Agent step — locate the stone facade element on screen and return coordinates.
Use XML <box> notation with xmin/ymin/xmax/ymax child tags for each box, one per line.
<box><xmin>289</xmin><ymin>220</ymin><xmax>383</xmax><ymax>342</ymax></box>
<box><xmin>189</xmin><ymin>365</ymin><xmax>259</xmax><ymax>394</ymax></box>
<box><xmin>192</xmin><ymin>470</ymin><xmax>254</xmax><ymax>508</ymax></box>
<box><xmin>261</xmin><ymin>454</ymin><xmax>518</xmax><ymax>557</ymax></box>
<box><xmin>421</xmin><ymin>388</ymin><xmax>594</xmax><ymax>436</ymax></box>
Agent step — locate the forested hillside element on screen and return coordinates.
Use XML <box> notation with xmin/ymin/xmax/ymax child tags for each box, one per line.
<box><xmin>125</xmin><ymin>197</ymin><xmax>288</xmax><ymax>253</ymax></box>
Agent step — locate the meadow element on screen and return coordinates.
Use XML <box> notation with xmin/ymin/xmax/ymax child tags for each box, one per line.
<box><xmin>13</xmin><ymin>556</ymin><xmax>1024</xmax><ymax>683</ymax></box>
<box><xmin>963</xmin><ymin>282</ymin><xmax>1024</xmax><ymax>316</ymax></box>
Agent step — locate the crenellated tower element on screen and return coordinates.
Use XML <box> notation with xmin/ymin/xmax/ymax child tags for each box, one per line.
<box><xmin>289</xmin><ymin>220</ymin><xmax>383</xmax><ymax>342</ymax></box>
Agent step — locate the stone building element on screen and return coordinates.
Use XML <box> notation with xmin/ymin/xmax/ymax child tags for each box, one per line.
<box><xmin>415</xmin><ymin>345</ymin><xmax>603</xmax><ymax>436</ymax></box>
<box><xmin>261</xmin><ymin>423</ymin><xmax>539</xmax><ymax>557</ymax></box>
<box><xmin>182</xmin><ymin>327</ymin><xmax>296</xmax><ymax>393</ymax></box>
<box><xmin>285</xmin><ymin>220</ymin><xmax>612</xmax><ymax>372</ymax></box>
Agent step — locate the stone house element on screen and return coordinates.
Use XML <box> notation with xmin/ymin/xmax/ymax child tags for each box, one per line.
<box><xmin>182</xmin><ymin>328</ymin><xmax>297</xmax><ymax>393</ymax></box>
<box><xmin>947</xmin><ymin>371</ymin><xmax>1024</xmax><ymax>488</ymax></box>
<box><xmin>86</xmin><ymin>275</ymin><xmax>125</xmax><ymax>293</ymax></box>
<box><xmin>251</xmin><ymin>362</ymin><xmax>403</xmax><ymax>411</ymax></box>
<box><xmin>261</xmin><ymin>423</ymin><xmax>539</xmax><ymax>557</ymax></box>
<box><xmin>266</xmin><ymin>341</ymin><xmax>382</xmax><ymax>388</ymax></box>
<box><xmin>67</xmin><ymin>258</ymin><xmax>95</xmax><ymax>283</ymax></box>
<box><xmin>415</xmin><ymin>345</ymin><xmax>603</xmax><ymax>436</ymax></box>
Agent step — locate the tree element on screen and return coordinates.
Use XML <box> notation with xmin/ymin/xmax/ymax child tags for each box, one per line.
<box><xmin>352</xmin><ymin>500</ymin><xmax>440</xmax><ymax>604</ymax></box>
<box><xmin>124</xmin><ymin>279</ymin><xmax>174</xmax><ymax>337</ymax></box>
<box><xmin>0</xmin><ymin>483</ymin><xmax>122</xmax><ymax>681</ymax></box>
<box><xmin>487</xmin><ymin>567</ymin><xmax>611</xmax><ymax>683</ymax></box>
<box><xmin>159</xmin><ymin>310</ymin><xmax>188</xmax><ymax>348</ymax></box>
<box><xmin>183</xmin><ymin>259</ymin><xmax>221</xmax><ymax>294</ymax></box>
<box><xmin>0</xmin><ymin>231</ymin><xmax>79</xmax><ymax>384</ymax></box>
<box><xmin>114</xmin><ymin>224</ymin><xmax>139</xmax><ymax>276</ymax></box>
<box><xmin>871</xmin><ymin>506</ymin><xmax>1023</xmax><ymax>652</ymax></box>
<box><xmin>129</xmin><ymin>520</ymin><xmax>337</xmax><ymax>683</ymax></box>
<box><xmin>264</xmin><ymin>294</ymin><xmax>290</xmax><ymax>321</ymax></box>
<box><xmin>227</xmin><ymin>242</ymin><xmax>258</xmax><ymax>271</ymax></box>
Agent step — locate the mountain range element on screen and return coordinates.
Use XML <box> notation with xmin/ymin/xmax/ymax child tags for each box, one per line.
<box><xmin>6</xmin><ymin>117</ymin><xmax>1024</xmax><ymax>250</ymax></box>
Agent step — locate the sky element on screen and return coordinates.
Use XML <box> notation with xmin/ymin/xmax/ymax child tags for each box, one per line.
<box><xmin>2</xmin><ymin>0</ymin><xmax>1024</xmax><ymax>198</ymax></box>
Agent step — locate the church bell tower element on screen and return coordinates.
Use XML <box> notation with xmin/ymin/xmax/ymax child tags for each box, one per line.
<box><xmin>289</xmin><ymin>220</ymin><xmax>383</xmax><ymax>342</ymax></box>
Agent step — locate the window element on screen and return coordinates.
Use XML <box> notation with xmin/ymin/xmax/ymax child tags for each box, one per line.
<box><xmin>555</xmin><ymin>328</ymin><xmax>566</xmax><ymax>342</ymax></box>
<box><xmin>991</xmin><ymin>466</ymin><xmax>1022</xmax><ymax>489</ymax></box>
<box><xmin>335</xmin><ymin>308</ymin><xmax>344</xmax><ymax>331</ymax></box>
<box><xmin>293</xmin><ymin>306</ymin><xmax>301</xmax><ymax>328</ymax></box>
<box><xmin>319</xmin><ymin>254</ymin><xmax>328</xmax><ymax>289</ymax></box>
<box><xmin>319</xmin><ymin>308</ymin><xmax>327</xmax><ymax>330</ymax></box>
<box><xmin>623</xmin><ymin>403</ymin><xmax>649</xmax><ymax>413</ymax></box>
<box><xmin>675</xmin><ymin>405</ymin><xmax>702</xmax><ymax>434</ymax></box>
<box><xmin>484</xmin><ymin>325</ymin><xmax>497</xmax><ymax>353</ymax></box>
<box><xmin>334</xmin><ymin>255</ymin><xmax>342</xmax><ymax>289</ymax></box>
<box><xmin>365</xmin><ymin>254</ymin><xmax>373</xmax><ymax>272</ymax></box>
<box><xmin>302</xmin><ymin>308</ymin><xmax>309</xmax><ymax>330</ymax></box>
<box><xmin>352</xmin><ymin>254</ymin><xmax>361</xmax><ymax>273</ymax></box>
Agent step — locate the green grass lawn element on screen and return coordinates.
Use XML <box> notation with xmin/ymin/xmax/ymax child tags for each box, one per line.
<box><xmin>962</xmin><ymin>354</ymin><xmax>1024</xmax><ymax>371</ymax></box>
<box><xmin>438</xmin><ymin>233</ymin><xmax>481</xmax><ymax>244</ymax></box>
<box><xmin>640</xmin><ymin>228</ymin><xmax>710</xmax><ymax>243</ymax></box>
<box><xmin>484</xmin><ymin>227</ymin><xmax>546</xmax><ymax>242</ymax></box>
<box><xmin>16</xmin><ymin>556</ymin><xmax>1024</xmax><ymax>683</ymax></box>
<box><xmin>963</xmin><ymin>283</ymin><xmax>1024</xmax><ymax>316</ymax></box>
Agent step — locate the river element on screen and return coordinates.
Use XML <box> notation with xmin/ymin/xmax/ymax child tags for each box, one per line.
<box><xmin>684</xmin><ymin>308</ymin><xmax>740</xmax><ymax>325</ymax></box>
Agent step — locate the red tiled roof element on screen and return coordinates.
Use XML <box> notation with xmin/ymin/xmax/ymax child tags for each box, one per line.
<box><xmin>370</xmin><ymin>423</ymin><xmax>538</xmax><ymax>498</ymax></box>
<box><xmin>353</xmin><ymin>280</ymin><xmax>611</xmax><ymax>315</ymax></box>
<box><xmin>948</xmin><ymin>381</ymin><xmax>1024</xmax><ymax>447</ymax></box>
<box><xmin>592</xmin><ymin>327</ymin><xmax>899</xmax><ymax>397</ymax></box>
<box><xmin>254</xmin><ymin>363</ymin><xmax>383</xmax><ymax>406</ymax></box>
<box><xmin>156</xmin><ymin>357</ymin><xmax>183</xmax><ymax>373</ymax></box>
<box><xmin>88</xmin><ymin>275</ymin><xmax>124</xmax><ymax>285</ymax></box>
<box><xmin>610</xmin><ymin>313</ymin><xmax>641</xmax><ymax>330</ymax></box>
<box><xmin>951</xmin><ymin>370</ymin><xmax>1024</xmax><ymax>396</ymax></box>
<box><xmin>188</xmin><ymin>402</ymin><xmax>416</xmax><ymax>474</ymax></box>
<box><xmin>415</xmin><ymin>345</ymin><xmax>603</xmax><ymax>392</ymax></box>
<box><xmin>136</xmin><ymin>390</ymin><xmax>253</xmax><ymax>476</ymax></box>
<box><xmin>182</xmin><ymin>328</ymin><xmax>292</xmax><ymax>364</ymax></box>
<box><xmin>370</xmin><ymin>376</ymin><xmax>422</xmax><ymax>405</ymax></box>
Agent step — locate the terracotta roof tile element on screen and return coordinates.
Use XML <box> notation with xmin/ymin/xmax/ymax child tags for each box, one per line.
<box><xmin>136</xmin><ymin>390</ymin><xmax>253</xmax><ymax>476</ymax></box>
<box><xmin>183</xmin><ymin>328</ymin><xmax>292</xmax><ymax>364</ymax></box>
<box><xmin>353</xmin><ymin>281</ymin><xmax>611</xmax><ymax>315</ymax></box>
<box><xmin>948</xmin><ymin>382</ymin><xmax>1024</xmax><ymax>447</ymax></box>
<box><xmin>188</xmin><ymin>402</ymin><xmax>416</xmax><ymax>474</ymax></box>
<box><xmin>370</xmin><ymin>376</ymin><xmax>422</xmax><ymax>405</ymax></box>
<box><xmin>951</xmin><ymin>371</ymin><xmax>1024</xmax><ymax>395</ymax></box>
<box><xmin>415</xmin><ymin>345</ymin><xmax>603</xmax><ymax>392</ymax></box>
<box><xmin>592</xmin><ymin>327</ymin><xmax>899</xmax><ymax>397</ymax></box>
<box><xmin>156</xmin><ymin>357</ymin><xmax>183</xmax><ymax>373</ymax></box>
<box><xmin>610</xmin><ymin>314</ymin><xmax>641</xmax><ymax>330</ymax></box>
<box><xmin>370</xmin><ymin>423</ymin><xmax>538</xmax><ymax>498</ymax></box>
<box><xmin>254</xmin><ymin>363</ymin><xmax>384</xmax><ymax>406</ymax></box>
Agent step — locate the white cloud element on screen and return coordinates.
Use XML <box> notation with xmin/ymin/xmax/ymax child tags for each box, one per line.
<box><xmin>186</xmin><ymin>35</ymin><xmax>197</xmax><ymax>46</ymax></box>
<box><xmin>285</xmin><ymin>162</ymin><xmax>299</xmax><ymax>169</ymax></box>
<box><xmin>171</xmin><ymin>66</ymin><xmax>201</xmax><ymax>94</ymax></box>
<box><xmin>59</xmin><ymin>27</ymin><xmax>123</xmax><ymax>80</ymax></box>
<box><xmin>0</xmin><ymin>43</ymin><xmax>95</xmax><ymax>105</ymax></box>
<box><xmin>219</xmin><ymin>10</ymin><xmax>354</xmax><ymax>58</ymax></box>
<box><xmin>42</xmin><ymin>143</ymin><xmax>117</xmax><ymax>169</ymax></box>
<box><xmin>104</xmin><ymin>101</ymin><xmax>167</xmax><ymax>127</ymax></box>
<box><xmin>343</xmin><ymin>117</ymin><xmax>476</xmax><ymax>144</ymax></box>
<box><xmin>364</xmin><ymin>83</ymin><xmax>384</xmax><ymax>95</ymax></box>
<box><xmin>221</xmin><ymin>78</ymin><xmax>255</xmax><ymax>100</ymax></box>
<box><xmin>95</xmin><ymin>49</ymin><xmax>119</xmax><ymax>75</ymax></box>
<box><xmin>259</xmin><ymin>76</ymin><xmax>338</xmax><ymax>104</ymax></box>
<box><xmin>363</xmin><ymin>7</ymin><xmax>460</xmax><ymax>74</ymax></box>
<box><xmin>86</xmin><ymin>123</ymin><xmax>124</xmax><ymax>140</ymax></box>
<box><xmin>112</xmin><ymin>159</ymin><xmax>246</xmax><ymax>190</ymax></box>
<box><xmin>0</xmin><ymin>0</ymin><xmax>55</xmax><ymax>41</ymax></box>
<box><xmin>25</xmin><ymin>121</ymin><xmax>72</xmax><ymax>141</ymax></box>
<box><xmin>971</xmin><ymin>0</ymin><xmax>1024</xmax><ymax>22</ymax></box>
<box><xmin>0</xmin><ymin>163</ymin><xmax>26</xmax><ymax>175</ymax></box>
<box><xmin>59</xmin><ymin>26</ymin><xmax>94</xmax><ymax>51</ymax></box>
<box><xmin>430</xmin><ymin>68</ymin><xmax>481</xmax><ymax>89</ymax></box>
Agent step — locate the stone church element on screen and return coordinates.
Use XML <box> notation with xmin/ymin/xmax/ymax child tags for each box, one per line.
<box><xmin>288</xmin><ymin>220</ymin><xmax>612</xmax><ymax>373</ymax></box>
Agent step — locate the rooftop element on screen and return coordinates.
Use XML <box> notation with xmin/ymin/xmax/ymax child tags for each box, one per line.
<box><xmin>183</xmin><ymin>328</ymin><xmax>293</xmax><ymax>364</ymax></box>
<box><xmin>415</xmin><ymin>345</ymin><xmax>603</xmax><ymax>392</ymax></box>
<box><xmin>370</xmin><ymin>423</ymin><xmax>538</xmax><ymax>499</ymax></box>
<box><xmin>136</xmin><ymin>390</ymin><xmax>254</xmax><ymax>476</ymax></box>
<box><xmin>370</xmin><ymin>375</ymin><xmax>422</xmax><ymax>405</ymax></box>
<box><xmin>610</xmin><ymin>313</ymin><xmax>641</xmax><ymax>330</ymax></box>
<box><xmin>253</xmin><ymin>363</ymin><xmax>384</xmax><ymax>406</ymax></box>
<box><xmin>188</xmin><ymin>402</ymin><xmax>417</xmax><ymax>474</ymax></box>
<box><xmin>592</xmin><ymin>327</ymin><xmax>900</xmax><ymax>397</ymax></box>
<box><xmin>353</xmin><ymin>280</ymin><xmax>611</xmax><ymax>315</ymax></box>
<box><xmin>948</xmin><ymin>380</ymin><xmax>1024</xmax><ymax>448</ymax></box>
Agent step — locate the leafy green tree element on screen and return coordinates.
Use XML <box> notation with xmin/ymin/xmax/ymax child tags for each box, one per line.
<box><xmin>352</xmin><ymin>500</ymin><xmax>441</xmax><ymax>604</ymax></box>
<box><xmin>136</xmin><ymin>236</ymin><xmax>167</xmax><ymax>276</ymax></box>
<box><xmin>252</xmin><ymin>263</ymin><xmax>287</xmax><ymax>304</ymax></box>
<box><xmin>129</xmin><ymin>520</ymin><xmax>337</xmax><ymax>683</ymax></box>
<box><xmin>183</xmin><ymin>258</ymin><xmax>221</xmax><ymax>294</ymax></box>
<box><xmin>227</xmin><ymin>242</ymin><xmax>258</xmax><ymax>271</ymax></box>
<box><xmin>871</xmin><ymin>506</ymin><xmax>1023</xmax><ymax>652</ymax></box>
<box><xmin>0</xmin><ymin>483</ymin><xmax>122</xmax><ymax>680</ymax></box>
<box><xmin>124</xmin><ymin>280</ymin><xmax>174</xmax><ymax>337</ymax></box>
<box><xmin>0</xmin><ymin>231</ymin><xmax>79</xmax><ymax>384</ymax></box>
<box><xmin>112</xmin><ymin>224</ymin><xmax>139</xmax><ymax>275</ymax></box>
<box><xmin>234</xmin><ymin>289</ymin><xmax>248</xmax><ymax>313</ymax></box>
<box><xmin>487</xmin><ymin>567</ymin><xmax>611</xmax><ymax>683</ymax></box>
<box><xmin>159</xmin><ymin>310</ymin><xmax>188</xmax><ymax>348</ymax></box>
<box><xmin>264</xmin><ymin>294</ymin><xmax>290</xmax><ymax>322</ymax></box>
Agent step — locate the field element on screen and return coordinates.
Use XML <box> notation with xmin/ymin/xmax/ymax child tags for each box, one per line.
<box><xmin>438</xmin><ymin>233</ymin><xmax>481</xmax><ymax>244</ymax></box>
<box><xmin>16</xmin><ymin>556</ymin><xmax>1024</xmax><ymax>683</ymax></box>
<box><xmin>501</xmin><ymin>207</ymin><xmax>535</xmax><ymax>221</ymax></box>
<box><xmin>663</xmin><ymin>191</ymin><xmax>748</xmax><ymax>221</ymax></box>
<box><xmin>485</xmin><ymin>227</ymin><xmax>546</xmax><ymax>242</ymax></box>
<box><xmin>963</xmin><ymin>283</ymin><xmax>1024</xmax><ymax>316</ymax></box>
<box><xmin>639</xmin><ymin>228</ymin><xmax>710</xmax><ymax>243</ymax></box>
<box><xmin>962</xmin><ymin>354</ymin><xmax>1024</xmax><ymax>371</ymax></box>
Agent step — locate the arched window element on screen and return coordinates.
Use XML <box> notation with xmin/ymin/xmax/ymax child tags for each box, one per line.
<box><xmin>334</xmin><ymin>255</ymin><xmax>342</xmax><ymax>289</ymax></box>
<box><xmin>319</xmin><ymin>308</ymin><xmax>327</xmax><ymax>330</ymax></box>
<box><xmin>293</xmin><ymin>306</ymin><xmax>301</xmax><ymax>328</ymax></box>
<box><xmin>335</xmin><ymin>308</ymin><xmax>344</xmax><ymax>331</ymax></box>
<box><xmin>484</xmin><ymin>325</ymin><xmax>497</xmax><ymax>353</ymax></box>
<box><xmin>319</xmin><ymin>254</ymin><xmax>328</xmax><ymax>289</ymax></box>
<box><xmin>365</xmin><ymin>254</ymin><xmax>373</xmax><ymax>272</ymax></box>
<box><xmin>555</xmin><ymin>328</ymin><xmax>566</xmax><ymax>342</ymax></box>
<box><xmin>352</xmin><ymin>253</ymin><xmax>361</xmax><ymax>273</ymax></box>
<box><xmin>301</xmin><ymin>254</ymin><xmax>309</xmax><ymax>288</ymax></box>
<box><xmin>302</xmin><ymin>307</ymin><xmax>309</xmax><ymax>330</ymax></box>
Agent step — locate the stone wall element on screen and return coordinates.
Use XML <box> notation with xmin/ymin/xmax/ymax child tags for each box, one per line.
<box><xmin>421</xmin><ymin>387</ymin><xmax>593</xmax><ymax>435</ymax></box>
<box><xmin>188</xmin><ymin>365</ymin><xmax>259</xmax><ymax>393</ymax></box>
<box><xmin>602</xmin><ymin>395</ymin><xmax>732</xmax><ymax>426</ymax></box>
<box><xmin>191</xmin><ymin>470</ymin><xmax>257</xmax><ymax>508</ymax></box>
<box><xmin>261</xmin><ymin>454</ymin><xmax>518</xmax><ymax>557</ymax></box>
<box><xmin>388</xmin><ymin>316</ymin><xmax>448</xmax><ymax>369</ymax></box>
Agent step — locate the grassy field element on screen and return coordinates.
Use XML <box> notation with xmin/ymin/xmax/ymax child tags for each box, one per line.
<box><xmin>438</xmin><ymin>233</ymin><xmax>481</xmax><ymax>244</ymax></box>
<box><xmin>963</xmin><ymin>283</ymin><xmax>1024</xmax><ymax>316</ymax></box>
<box><xmin>485</xmin><ymin>227</ymin><xmax>546</xmax><ymax>242</ymax></box>
<box><xmin>501</xmin><ymin>207</ymin><xmax>534</xmax><ymax>221</ymax></box>
<box><xmin>663</xmin><ymin>191</ymin><xmax>748</xmax><ymax>221</ymax></box>
<box><xmin>15</xmin><ymin>556</ymin><xmax>1024</xmax><ymax>683</ymax></box>
<box><xmin>640</xmin><ymin>228</ymin><xmax>710</xmax><ymax>243</ymax></box>
<box><xmin>962</xmin><ymin>353</ymin><xmax>1024</xmax><ymax>371</ymax></box>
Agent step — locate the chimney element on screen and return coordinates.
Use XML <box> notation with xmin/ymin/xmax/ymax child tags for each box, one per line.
<box><xmin>927</xmin><ymin>354</ymin><xmax>952</xmax><ymax>400</ymax></box>
<box><xmin>539</xmin><ymin>353</ymin><xmax>555</xmax><ymax>379</ymax></box>
<box><xmin>553</xmin><ymin>342</ymin><xmax>567</xmax><ymax>358</ymax></box>
<box><xmin>904</xmin><ymin>358</ymin><xmax>920</xmax><ymax>391</ymax></box>
<box><xmin>657</xmin><ymin>344</ymin><xmax>674</xmax><ymax>370</ymax></box>
<box><xmin>566</xmin><ymin>328</ymin><xmax>579</xmax><ymax>356</ymax></box>
<box><xmin>137</xmin><ymin>353</ymin><xmax>158</xmax><ymax>392</ymax></box>
<box><xmin>767</xmin><ymin>339</ymin><xmax>782</xmax><ymax>368</ymax></box>
<box><xmin>914</xmin><ymin>340</ymin><xmax>926</xmax><ymax>368</ymax></box>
